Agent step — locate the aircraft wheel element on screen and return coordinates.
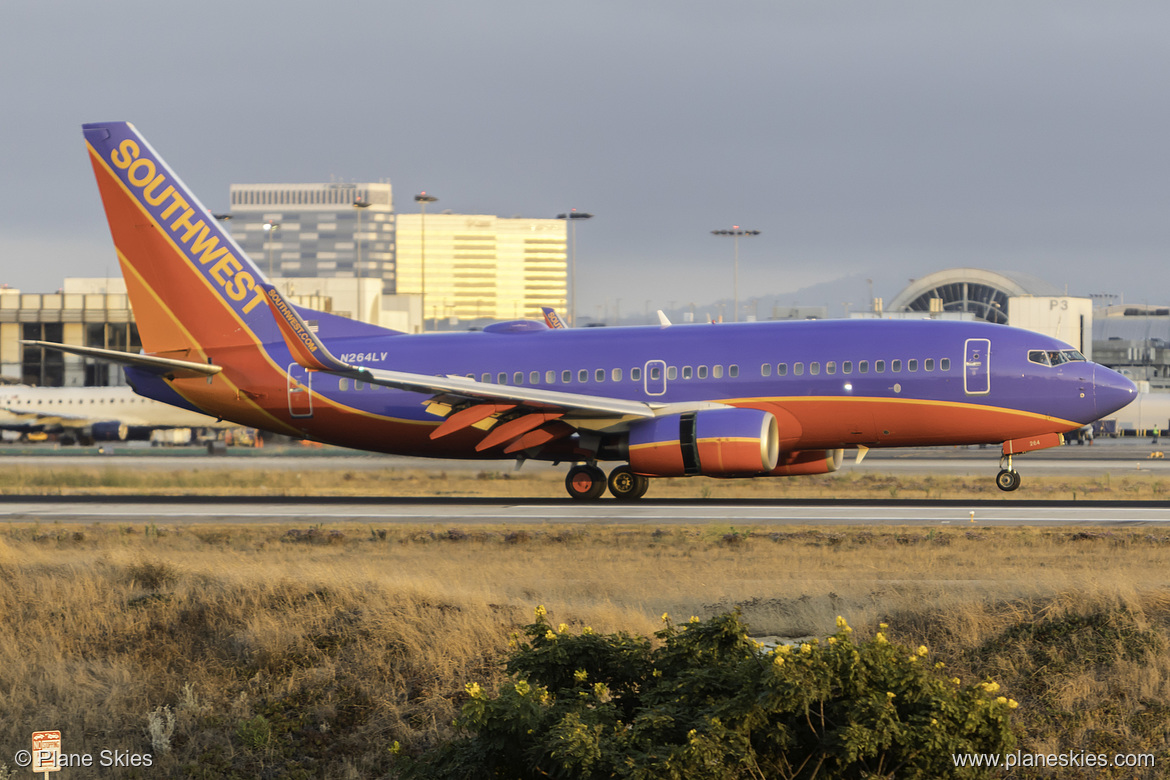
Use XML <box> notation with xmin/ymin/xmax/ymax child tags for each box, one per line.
<box><xmin>566</xmin><ymin>464</ymin><xmax>606</xmax><ymax>500</ymax></box>
<box><xmin>608</xmin><ymin>465</ymin><xmax>650</xmax><ymax>501</ymax></box>
<box><xmin>996</xmin><ymin>469</ymin><xmax>1021</xmax><ymax>492</ymax></box>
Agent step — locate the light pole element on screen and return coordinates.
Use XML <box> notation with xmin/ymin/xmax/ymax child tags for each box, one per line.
<box><xmin>263</xmin><ymin>221</ymin><xmax>281</xmax><ymax>280</ymax></box>
<box><xmin>710</xmin><ymin>226</ymin><xmax>760</xmax><ymax>322</ymax></box>
<box><xmin>415</xmin><ymin>192</ymin><xmax>437</xmax><ymax>331</ymax></box>
<box><xmin>556</xmin><ymin>210</ymin><xmax>593</xmax><ymax>327</ymax></box>
<box><xmin>353</xmin><ymin>198</ymin><xmax>371</xmax><ymax>323</ymax></box>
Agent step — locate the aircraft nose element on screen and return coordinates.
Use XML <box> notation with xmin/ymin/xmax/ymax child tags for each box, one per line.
<box><xmin>1094</xmin><ymin>364</ymin><xmax>1137</xmax><ymax>419</ymax></box>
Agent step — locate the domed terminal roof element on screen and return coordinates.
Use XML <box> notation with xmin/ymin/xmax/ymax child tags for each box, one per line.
<box><xmin>887</xmin><ymin>268</ymin><xmax>1062</xmax><ymax>324</ymax></box>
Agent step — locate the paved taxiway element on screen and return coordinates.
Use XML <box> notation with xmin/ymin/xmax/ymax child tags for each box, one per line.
<box><xmin>1</xmin><ymin>496</ymin><xmax>1167</xmax><ymax>526</ymax></box>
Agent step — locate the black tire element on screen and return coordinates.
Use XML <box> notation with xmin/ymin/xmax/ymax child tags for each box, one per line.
<box><xmin>565</xmin><ymin>465</ymin><xmax>606</xmax><ymax>500</ymax></box>
<box><xmin>996</xmin><ymin>469</ymin><xmax>1021</xmax><ymax>492</ymax></box>
<box><xmin>608</xmin><ymin>465</ymin><xmax>650</xmax><ymax>501</ymax></box>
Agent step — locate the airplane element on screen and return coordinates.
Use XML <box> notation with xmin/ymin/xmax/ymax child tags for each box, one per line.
<box><xmin>28</xmin><ymin>121</ymin><xmax>1136</xmax><ymax>499</ymax></box>
<box><xmin>0</xmin><ymin>384</ymin><xmax>235</xmax><ymax>445</ymax></box>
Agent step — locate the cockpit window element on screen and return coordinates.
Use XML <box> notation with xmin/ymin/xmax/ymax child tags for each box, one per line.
<box><xmin>1029</xmin><ymin>348</ymin><xmax>1087</xmax><ymax>367</ymax></box>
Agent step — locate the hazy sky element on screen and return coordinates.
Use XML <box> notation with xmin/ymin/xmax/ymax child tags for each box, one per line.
<box><xmin>2</xmin><ymin>1</ymin><xmax>1168</xmax><ymax>316</ymax></box>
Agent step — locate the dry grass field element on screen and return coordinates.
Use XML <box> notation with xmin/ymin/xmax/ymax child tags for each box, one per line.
<box><xmin>1</xmin><ymin>462</ymin><xmax>1169</xmax><ymax>500</ymax></box>
<box><xmin>2</xmin><ymin>519</ymin><xmax>1170</xmax><ymax>777</ymax></box>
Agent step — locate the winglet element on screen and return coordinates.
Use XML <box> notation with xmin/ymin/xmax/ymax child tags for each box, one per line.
<box><xmin>260</xmin><ymin>284</ymin><xmax>353</xmax><ymax>372</ymax></box>
<box><xmin>542</xmin><ymin>306</ymin><xmax>567</xmax><ymax>329</ymax></box>
<box><xmin>656</xmin><ymin>310</ymin><xmax>672</xmax><ymax>327</ymax></box>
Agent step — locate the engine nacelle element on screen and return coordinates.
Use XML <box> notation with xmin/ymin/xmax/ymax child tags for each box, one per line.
<box><xmin>90</xmin><ymin>421</ymin><xmax>129</xmax><ymax>442</ymax></box>
<box><xmin>629</xmin><ymin>409</ymin><xmax>779</xmax><ymax>477</ymax></box>
<box><xmin>764</xmin><ymin>448</ymin><xmax>844</xmax><ymax>477</ymax></box>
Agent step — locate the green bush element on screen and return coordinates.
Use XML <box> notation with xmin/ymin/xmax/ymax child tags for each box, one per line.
<box><xmin>411</xmin><ymin>609</ymin><xmax>1016</xmax><ymax>779</ymax></box>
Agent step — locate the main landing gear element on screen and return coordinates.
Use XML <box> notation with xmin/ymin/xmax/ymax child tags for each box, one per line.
<box><xmin>565</xmin><ymin>463</ymin><xmax>650</xmax><ymax>501</ymax></box>
<box><xmin>996</xmin><ymin>454</ymin><xmax>1021</xmax><ymax>492</ymax></box>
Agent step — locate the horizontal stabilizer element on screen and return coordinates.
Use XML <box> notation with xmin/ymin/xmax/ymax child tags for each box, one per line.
<box><xmin>21</xmin><ymin>341</ymin><xmax>221</xmax><ymax>378</ymax></box>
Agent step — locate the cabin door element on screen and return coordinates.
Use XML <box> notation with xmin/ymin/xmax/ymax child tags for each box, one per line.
<box><xmin>644</xmin><ymin>359</ymin><xmax>667</xmax><ymax>396</ymax></box>
<box><xmin>963</xmin><ymin>339</ymin><xmax>991</xmax><ymax>395</ymax></box>
<box><xmin>287</xmin><ymin>363</ymin><xmax>314</xmax><ymax>418</ymax></box>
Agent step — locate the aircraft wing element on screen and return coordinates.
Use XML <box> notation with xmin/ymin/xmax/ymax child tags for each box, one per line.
<box><xmin>261</xmin><ymin>284</ymin><xmax>726</xmax><ymax>445</ymax></box>
<box><xmin>0</xmin><ymin>407</ymin><xmax>106</xmax><ymax>431</ymax></box>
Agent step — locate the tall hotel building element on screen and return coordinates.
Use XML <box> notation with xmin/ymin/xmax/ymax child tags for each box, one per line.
<box><xmin>227</xmin><ymin>181</ymin><xmax>567</xmax><ymax>325</ymax></box>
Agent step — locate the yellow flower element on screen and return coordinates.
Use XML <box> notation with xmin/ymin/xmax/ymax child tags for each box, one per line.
<box><xmin>535</xmin><ymin>605</ymin><xmax>547</xmax><ymax>618</ymax></box>
<box><xmin>582</xmin><ymin>626</ymin><xmax>594</xmax><ymax>635</ymax></box>
<box><xmin>875</xmin><ymin>632</ymin><xmax>888</xmax><ymax>644</ymax></box>
<box><xmin>981</xmin><ymin>681</ymin><xmax>1000</xmax><ymax>694</ymax></box>
<box><xmin>886</xmin><ymin>691</ymin><xmax>896</xmax><ymax>699</ymax></box>
<box><xmin>934</xmin><ymin>661</ymin><xmax>946</xmax><ymax>669</ymax></box>
<box><xmin>773</xmin><ymin>655</ymin><xmax>785</xmax><ymax>667</ymax></box>
<box><xmin>687</xmin><ymin>729</ymin><xmax>698</xmax><ymax>741</ymax></box>
<box><xmin>465</xmin><ymin>682</ymin><xmax>482</xmax><ymax>698</ymax></box>
<box><xmin>574</xmin><ymin>669</ymin><xmax>588</xmax><ymax>682</ymax></box>
<box><xmin>689</xmin><ymin>616</ymin><xmax>700</xmax><ymax>624</ymax></box>
<box><xmin>907</xmin><ymin>655</ymin><xmax>918</xmax><ymax>663</ymax></box>
<box><xmin>879</xmin><ymin>622</ymin><xmax>888</xmax><ymax>630</ymax></box>
<box><xmin>1008</xmin><ymin>699</ymin><xmax>1019</xmax><ymax>709</ymax></box>
<box><xmin>916</xmin><ymin>645</ymin><xmax>929</xmax><ymax>657</ymax></box>
<box><xmin>930</xmin><ymin>719</ymin><xmax>938</xmax><ymax>726</ymax></box>
<box><xmin>775</xmin><ymin>644</ymin><xmax>791</xmax><ymax>655</ymax></box>
<box><xmin>801</xmin><ymin>643</ymin><xmax>813</xmax><ymax>654</ymax></box>
<box><xmin>952</xmin><ymin>677</ymin><xmax>961</xmax><ymax>686</ymax></box>
<box><xmin>827</xmin><ymin>637</ymin><xmax>837</xmax><ymax>645</ymax></box>
<box><xmin>836</xmin><ymin>615</ymin><xmax>849</xmax><ymax>629</ymax></box>
<box><xmin>558</xmin><ymin>623</ymin><xmax>569</xmax><ymax>634</ymax></box>
<box><xmin>515</xmin><ymin>680</ymin><xmax>530</xmax><ymax>696</ymax></box>
<box><xmin>661</xmin><ymin>612</ymin><xmax>670</xmax><ymax>622</ymax></box>
<box><xmin>545</xmin><ymin>630</ymin><xmax>557</xmax><ymax>640</ymax></box>
<box><xmin>996</xmin><ymin>696</ymin><xmax>1008</xmax><ymax>705</ymax></box>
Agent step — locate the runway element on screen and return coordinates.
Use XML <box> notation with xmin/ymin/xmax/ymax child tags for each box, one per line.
<box><xmin>1</xmin><ymin>495</ymin><xmax>1168</xmax><ymax>526</ymax></box>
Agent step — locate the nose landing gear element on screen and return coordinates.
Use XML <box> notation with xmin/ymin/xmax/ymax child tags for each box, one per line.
<box><xmin>996</xmin><ymin>462</ymin><xmax>1021</xmax><ymax>492</ymax></box>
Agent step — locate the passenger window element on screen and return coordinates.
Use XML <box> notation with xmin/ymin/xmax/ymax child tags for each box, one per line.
<box><xmin>875</xmin><ymin>360</ymin><xmax>885</xmax><ymax>373</ymax></box>
<box><xmin>668</xmin><ymin>366</ymin><xmax>678</xmax><ymax>380</ymax></box>
<box><xmin>481</xmin><ymin>373</ymin><xmax>491</xmax><ymax>383</ymax></box>
<box><xmin>713</xmin><ymin>365</ymin><xmax>723</xmax><ymax>379</ymax></box>
<box><xmin>595</xmin><ymin>369</ymin><xmax>605</xmax><ymax>382</ymax></box>
<box><xmin>498</xmin><ymin>373</ymin><xmax>508</xmax><ymax>384</ymax></box>
<box><xmin>794</xmin><ymin>363</ymin><xmax>804</xmax><ymax>376</ymax></box>
<box><xmin>826</xmin><ymin>361</ymin><xmax>836</xmax><ymax>375</ymax></box>
<box><xmin>892</xmin><ymin>360</ymin><xmax>901</xmax><ymax>372</ymax></box>
<box><xmin>778</xmin><ymin>363</ymin><xmax>788</xmax><ymax>376</ymax></box>
<box><xmin>546</xmin><ymin>370</ymin><xmax>556</xmax><ymax>383</ymax></box>
<box><xmin>925</xmin><ymin>359</ymin><xmax>934</xmax><ymax>372</ymax></box>
<box><xmin>339</xmin><ymin>378</ymin><xmax>349</xmax><ymax>390</ymax></box>
<box><xmin>761</xmin><ymin>363</ymin><xmax>772</xmax><ymax>377</ymax></box>
<box><xmin>578</xmin><ymin>369</ymin><xmax>588</xmax><ymax>382</ymax></box>
<box><xmin>648</xmin><ymin>366</ymin><xmax>660</xmax><ymax>381</ymax></box>
<box><xmin>941</xmin><ymin>358</ymin><xmax>951</xmax><ymax>371</ymax></box>
<box><xmin>530</xmin><ymin>371</ymin><xmax>540</xmax><ymax>384</ymax></box>
<box><xmin>842</xmin><ymin>361</ymin><xmax>852</xmax><ymax>374</ymax></box>
<box><xmin>908</xmin><ymin>359</ymin><xmax>917</xmax><ymax>372</ymax></box>
<box><xmin>355</xmin><ymin>380</ymin><xmax>364</xmax><ymax>390</ymax></box>
<box><xmin>859</xmin><ymin>360</ymin><xmax>869</xmax><ymax>373</ymax></box>
<box><xmin>632</xmin><ymin>367</ymin><xmax>642</xmax><ymax>381</ymax></box>
<box><xmin>682</xmin><ymin>366</ymin><xmax>693</xmax><ymax>379</ymax></box>
<box><xmin>810</xmin><ymin>362</ymin><xmax>820</xmax><ymax>376</ymax></box>
<box><xmin>729</xmin><ymin>365</ymin><xmax>738</xmax><ymax>378</ymax></box>
<box><xmin>697</xmin><ymin>365</ymin><xmax>708</xmax><ymax>379</ymax></box>
<box><xmin>514</xmin><ymin>372</ymin><xmax>525</xmax><ymax>385</ymax></box>
<box><xmin>562</xmin><ymin>370</ymin><xmax>572</xmax><ymax>383</ymax></box>
<box><xmin>612</xmin><ymin>368</ymin><xmax>622</xmax><ymax>381</ymax></box>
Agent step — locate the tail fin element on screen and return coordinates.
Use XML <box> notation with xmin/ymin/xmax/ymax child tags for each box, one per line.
<box><xmin>541</xmin><ymin>306</ymin><xmax>567</xmax><ymax>329</ymax></box>
<box><xmin>83</xmin><ymin>122</ymin><xmax>274</xmax><ymax>359</ymax></box>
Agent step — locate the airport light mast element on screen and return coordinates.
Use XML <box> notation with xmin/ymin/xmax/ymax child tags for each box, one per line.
<box><xmin>415</xmin><ymin>192</ymin><xmax>438</xmax><ymax>331</ymax></box>
<box><xmin>710</xmin><ymin>226</ymin><xmax>760</xmax><ymax>322</ymax></box>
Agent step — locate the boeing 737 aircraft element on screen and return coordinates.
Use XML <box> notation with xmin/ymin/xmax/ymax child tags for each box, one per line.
<box><xmin>0</xmin><ymin>385</ymin><xmax>232</xmax><ymax>444</ymax></box>
<box><xmin>28</xmin><ymin>122</ymin><xmax>1137</xmax><ymax>499</ymax></box>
